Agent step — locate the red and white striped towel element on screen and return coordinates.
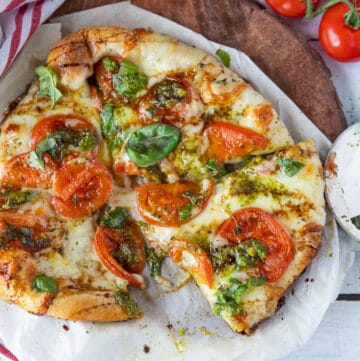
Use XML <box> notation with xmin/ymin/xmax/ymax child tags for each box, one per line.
<box><xmin>0</xmin><ymin>0</ymin><xmax>65</xmax><ymax>77</ymax></box>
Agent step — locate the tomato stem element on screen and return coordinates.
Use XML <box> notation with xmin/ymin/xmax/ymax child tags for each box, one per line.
<box><xmin>305</xmin><ymin>0</ymin><xmax>357</xmax><ymax>20</ymax></box>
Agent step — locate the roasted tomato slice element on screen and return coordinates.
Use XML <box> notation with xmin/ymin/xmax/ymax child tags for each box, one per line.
<box><xmin>168</xmin><ymin>239</ymin><xmax>214</xmax><ymax>287</ymax></box>
<box><xmin>138</xmin><ymin>77</ymin><xmax>204</xmax><ymax>126</ymax></box>
<box><xmin>1</xmin><ymin>153</ymin><xmax>56</xmax><ymax>189</ymax></box>
<box><xmin>0</xmin><ymin>212</ymin><xmax>50</xmax><ymax>253</ymax></box>
<box><xmin>94</xmin><ymin>225</ymin><xmax>145</xmax><ymax>288</ymax></box>
<box><xmin>135</xmin><ymin>179</ymin><xmax>213</xmax><ymax>227</ymax></box>
<box><xmin>51</xmin><ymin>160</ymin><xmax>112</xmax><ymax>218</ymax></box>
<box><xmin>93</xmin><ymin>56</ymin><xmax>122</xmax><ymax>102</ymax></box>
<box><xmin>204</xmin><ymin>121</ymin><xmax>270</xmax><ymax>162</ymax></box>
<box><xmin>31</xmin><ymin>115</ymin><xmax>98</xmax><ymax>165</ymax></box>
<box><xmin>215</xmin><ymin>208</ymin><xmax>293</xmax><ymax>282</ymax></box>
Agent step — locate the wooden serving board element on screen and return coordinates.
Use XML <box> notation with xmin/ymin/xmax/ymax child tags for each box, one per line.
<box><xmin>53</xmin><ymin>0</ymin><xmax>347</xmax><ymax>141</ymax></box>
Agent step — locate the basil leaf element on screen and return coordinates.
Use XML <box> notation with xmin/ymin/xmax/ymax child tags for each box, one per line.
<box><xmin>277</xmin><ymin>157</ymin><xmax>305</xmax><ymax>177</ymax></box>
<box><xmin>115</xmin><ymin>291</ymin><xmax>139</xmax><ymax>316</ymax></box>
<box><xmin>31</xmin><ymin>274</ymin><xmax>58</xmax><ymax>294</ymax></box>
<box><xmin>35</xmin><ymin>66</ymin><xmax>62</xmax><ymax>106</ymax></box>
<box><xmin>100</xmin><ymin>207</ymin><xmax>129</xmax><ymax>229</ymax></box>
<box><xmin>101</xmin><ymin>103</ymin><xmax>116</xmax><ymax>137</ymax></box>
<box><xmin>351</xmin><ymin>215</ymin><xmax>360</xmax><ymax>230</ymax></box>
<box><xmin>2</xmin><ymin>190</ymin><xmax>34</xmax><ymax>209</ymax></box>
<box><xmin>145</xmin><ymin>247</ymin><xmax>166</xmax><ymax>278</ymax></box>
<box><xmin>28</xmin><ymin>151</ymin><xmax>44</xmax><ymax>170</ymax></box>
<box><xmin>36</xmin><ymin>136</ymin><xmax>58</xmax><ymax>159</ymax></box>
<box><xmin>205</xmin><ymin>159</ymin><xmax>228</xmax><ymax>179</ymax></box>
<box><xmin>113</xmin><ymin>60</ymin><xmax>148</xmax><ymax>98</ymax></box>
<box><xmin>102</xmin><ymin>56</ymin><xmax>119</xmax><ymax>72</ymax></box>
<box><xmin>216</xmin><ymin>49</ymin><xmax>231</xmax><ymax>67</ymax></box>
<box><xmin>126</xmin><ymin>123</ymin><xmax>181</xmax><ymax>167</ymax></box>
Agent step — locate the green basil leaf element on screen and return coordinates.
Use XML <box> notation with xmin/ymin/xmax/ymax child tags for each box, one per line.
<box><xmin>100</xmin><ymin>207</ymin><xmax>129</xmax><ymax>229</ymax></box>
<box><xmin>31</xmin><ymin>274</ymin><xmax>58</xmax><ymax>294</ymax></box>
<box><xmin>145</xmin><ymin>247</ymin><xmax>166</xmax><ymax>278</ymax></box>
<box><xmin>102</xmin><ymin>56</ymin><xmax>119</xmax><ymax>72</ymax></box>
<box><xmin>205</xmin><ymin>159</ymin><xmax>228</xmax><ymax>179</ymax></box>
<box><xmin>28</xmin><ymin>151</ymin><xmax>44</xmax><ymax>170</ymax></box>
<box><xmin>351</xmin><ymin>215</ymin><xmax>360</xmax><ymax>230</ymax></box>
<box><xmin>36</xmin><ymin>136</ymin><xmax>58</xmax><ymax>159</ymax></box>
<box><xmin>277</xmin><ymin>157</ymin><xmax>305</xmax><ymax>177</ymax></box>
<box><xmin>115</xmin><ymin>291</ymin><xmax>139</xmax><ymax>316</ymax></box>
<box><xmin>126</xmin><ymin>123</ymin><xmax>181</xmax><ymax>167</ymax></box>
<box><xmin>113</xmin><ymin>60</ymin><xmax>148</xmax><ymax>98</ymax></box>
<box><xmin>101</xmin><ymin>103</ymin><xmax>116</xmax><ymax>137</ymax></box>
<box><xmin>35</xmin><ymin>66</ymin><xmax>62</xmax><ymax>106</ymax></box>
<box><xmin>216</xmin><ymin>49</ymin><xmax>231</xmax><ymax>67</ymax></box>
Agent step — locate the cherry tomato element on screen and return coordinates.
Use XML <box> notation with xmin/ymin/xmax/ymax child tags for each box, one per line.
<box><xmin>94</xmin><ymin>56</ymin><xmax>122</xmax><ymax>102</ymax></box>
<box><xmin>215</xmin><ymin>208</ymin><xmax>293</xmax><ymax>282</ymax></box>
<box><xmin>204</xmin><ymin>121</ymin><xmax>270</xmax><ymax>162</ymax></box>
<box><xmin>51</xmin><ymin>160</ymin><xmax>112</xmax><ymax>218</ymax></box>
<box><xmin>319</xmin><ymin>1</ymin><xmax>360</xmax><ymax>62</ymax></box>
<box><xmin>135</xmin><ymin>180</ymin><xmax>213</xmax><ymax>227</ymax></box>
<box><xmin>31</xmin><ymin>115</ymin><xmax>98</xmax><ymax>164</ymax></box>
<box><xmin>0</xmin><ymin>212</ymin><xmax>49</xmax><ymax>253</ymax></box>
<box><xmin>138</xmin><ymin>77</ymin><xmax>203</xmax><ymax>126</ymax></box>
<box><xmin>94</xmin><ymin>225</ymin><xmax>145</xmax><ymax>288</ymax></box>
<box><xmin>168</xmin><ymin>239</ymin><xmax>214</xmax><ymax>287</ymax></box>
<box><xmin>1</xmin><ymin>152</ymin><xmax>56</xmax><ymax>189</ymax></box>
<box><xmin>266</xmin><ymin>0</ymin><xmax>319</xmax><ymax>18</ymax></box>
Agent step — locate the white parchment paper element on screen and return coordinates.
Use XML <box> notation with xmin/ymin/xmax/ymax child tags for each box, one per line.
<box><xmin>0</xmin><ymin>2</ymin><xmax>354</xmax><ymax>361</ymax></box>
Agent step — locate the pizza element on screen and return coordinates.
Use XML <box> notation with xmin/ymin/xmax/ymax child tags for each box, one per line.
<box><xmin>0</xmin><ymin>26</ymin><xmax>325</xmax><ymax>333</ymax></box>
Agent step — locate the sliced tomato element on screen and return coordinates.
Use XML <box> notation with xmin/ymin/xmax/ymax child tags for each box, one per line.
<box><xmin>94</xmin><ymin>225</ymin><xmax>145</xmax><ymax>288</ymax></box>
<box><xmin>138</xmin><ymin>77</ymin><xmax>203</xmax><ymax>126</ymax></box>
<box><xmin>1</xmin><ymin>153</ymin><xmax>56</xmax><ymax>189</ymax></box>
<box><xmin>113</xmin><ymin>160</ymin><xmax>142</xmax><ymax>177</ymax></box>
<box><xmin>51</xmin><ymin>160</ymin><xmax>112</xmax><ymax>218</ymax></box>
<box><xmin>215</xmin><ymin>208</ymin><xmax>293</xmax><ymax>282</ymax></box>
<box><xmin>94</xmin><ymin>56</ymin><xmax>122</xmax><ymax>102</ymax></box>
<box><xmin>205</xmin><ymin>121</ymin><xmax>270</xmax><ymax>162</ymax></box>
<box><xmin>31</xmin><ymin>115</ymin><xmax>98</xmax><ymax>164</ymax></box>
<box><xmin>135</xmin><ymin>179</ymin><xmax>213</xmax><ymax>227</ymax></box>
<box><xmin>168</xmin><ymin>239</ymin><xmax>213</xmax><ymax>287</ymax></box>
<box><xmin>0</xmin><ymin>212</ymin><xmax>49</xmax><ymax>253</ymax></box>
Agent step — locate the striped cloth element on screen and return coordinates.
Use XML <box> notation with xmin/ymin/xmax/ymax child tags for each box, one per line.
<box><xmin>0</xmin><ymin>0</ymin><xmax>65</xmax><ymax>77</ymax></box>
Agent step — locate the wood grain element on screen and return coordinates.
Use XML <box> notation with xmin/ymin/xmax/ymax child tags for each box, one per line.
<box><xmin>52</xmin><ymin>0</ymin><xmax>347</xmax><ymax>141</ymax></box>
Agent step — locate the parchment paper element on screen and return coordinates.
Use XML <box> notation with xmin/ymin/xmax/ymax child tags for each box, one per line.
<box><xmin>0</xmin><ymin>2</ymin><xmax>354</xmax><ymax>361</ymax></box>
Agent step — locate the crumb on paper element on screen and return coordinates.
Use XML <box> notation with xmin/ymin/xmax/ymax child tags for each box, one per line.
<box><xmin>178</xmin><ymin>328</ymin><xmax>186</xmax><ymax>336</ymax></box>
<box><xmin>166</xmin><ymin>323</ymin><xmax>174</xmax><ymax>330</ymax></box>
<box><xmin>175</xmin><ymin>339</ymin><xmax>186</xmax><ymax>353</ymax></box>
<box><xmin>143</xmin><ymin>345</ymin><xmax>150</xmax><ymax>354</ymax></box>
<box><xmin>199</xmin><ymin>327</ymin><xmax>218</xmax><ymax>336</ymax></box>
<box><xmin>62</xmin><ymin>324</ymin><xmax>69</xmax><ymax>331</ymax></box>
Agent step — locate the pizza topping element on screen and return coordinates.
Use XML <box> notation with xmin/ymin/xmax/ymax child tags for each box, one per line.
<box><xmin>100</xmin><ymin>207</ymin><xmax>129</xmax><ymax>229</ymax></box>
<box><xmin>0</xmin><ymin>189</ymin><xmax>35</xmax><ymax>209</ymax></box>
<box><xmin>214</xmin><ymin>277</ymin><xmax>266</xmax><ymax>316</ymax></box>
<box><xmin>2</xmin><ymin>153</ymin><xmax>56</xmax><ymax>189</ymax></box>
<box><xmin>215</xmin><ymin>208</ymin><xmax>293</xmax><ymax>282</ymax></box>
<box><xmin>211</xmin><ymin>239</ymin><xmax>267</xmax><ymax>272</ymax></box>
<box><xmin>115</xmin><ymin>291</ymin><xmax>139</xmax><ymax>316</ymax></box>
<box><xmin>113</xmin><ymin>60</ymin><xmax>148</xmax><ymax>98</ymax></box>
<box><xmin>205</xmin><ymin>159</ymin><xmax>229</xmax><ymax>179</ymax></box>
<box><xmin>51</xmin><ymin>161</ymin><xmax>112</xmax><ymax>218</ymax></box>
<box><xmin>102</xmin><ymin>56</ymin><xmax>119</xmax><ymax>72</ymax></box>
<box><xmin>215</xmin><ymin>49</ymin><xmax>231</xmax><ymax>67</ymax></box>
<box><xmin>126</xmin><ymin>123</ymin><xmax>181</xmax><ymax>167</ymax></box>
<box><xmin>31</xmin><ymin>274</ymin><xmax>58</xmax><ymax>294</ymax></box>
<box><xmin>136</xmin><ymin>179</ymin><xmax>213</xmax><ymax>227</ymax></box>
<box><xmin>35</xmin><ymin>66</ymin><xmax>62</xmax><ymax>106</ymax></box>
<box><xmin>276</xmin><ymin>157</ymin><xmax>305</xmax><ymax>177</ymax></box>
<box><xmin>146</xmin><ymin>247</ymin><xmax>166</xmax><ymax>278</ymax></box>
<box><xmin>205</xmin><ymin>121</ymin><xmax>270</xmax><ymax>162</ymax></box>
<box><xmin>94</xmin><ymin>222</ymin><xmax>145</xmax><ymax>288</ymax></box>
<box><xmin>168</xmin><ymin>239</ymin><xmax>214</xmax><ymax>287</ymax></box>
<box><xmin>139</xmin><ymin>78</ymin><xmax>204</xmax><ymax>126</ymax></box>
<box><xmin>31</xmin><ymin>115</ymin><xmax>98</xmax><ymax>166</ymax></box>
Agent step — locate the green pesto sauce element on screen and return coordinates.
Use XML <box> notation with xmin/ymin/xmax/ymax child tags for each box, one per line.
<box><xmin>115</xmin><ymin>291</ymin><xmax>139</xmax><ymax>317</ymax></box>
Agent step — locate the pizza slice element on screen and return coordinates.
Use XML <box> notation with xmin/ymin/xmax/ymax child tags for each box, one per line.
<box><xmin>138</xmin><ymin>140</ymin><xmax>325</xmax><ymax>333</ymax></box>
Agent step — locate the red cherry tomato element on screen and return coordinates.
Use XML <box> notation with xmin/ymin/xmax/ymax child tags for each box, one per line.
<box><xmin>215</xmin><ymin>208</ymin><xmax>293</xmax><ymax>282</ymax></box>
<box><xmin>266</xmin><ymin>0</ymin><xmax>319</xmax><ymax>18</ymax></box>
<box><xmin>168</xmin><ymin>239</ymin><xmax>214</xmax><ymax>287</ymax></box>
<box><xmin>51</xmin><ymin>160</ymin><xmax>112</xmax><ymax>219</ymax></box>
<box><xmin>135</xmin><ymin>180</ymin><xmax>213</xmax><ymax>227</ymax></box>
<box><xmin>94</xmin><ymin>225</ymin><xmax>145</xmax><ymax>288</ymax></box>
<box><xmin>319</xmin><ymin>1</ymin><xmax>360</xmax><ymax>62</ymax></box>
<box><xmin>1</xmin><ymin>152</ymin><xmax>56</xmax><ymax>189</ymax></box>
<box><xmin>204</xmin><ymin>121</ymin><xmax>270</xmax><ymax>162</ymax></box>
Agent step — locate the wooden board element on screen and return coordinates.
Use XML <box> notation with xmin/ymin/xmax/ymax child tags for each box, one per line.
<box><xmin>52</xmin><ymin>0</ymin><xmax>347</xmax><ymax>141</ymax></box>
